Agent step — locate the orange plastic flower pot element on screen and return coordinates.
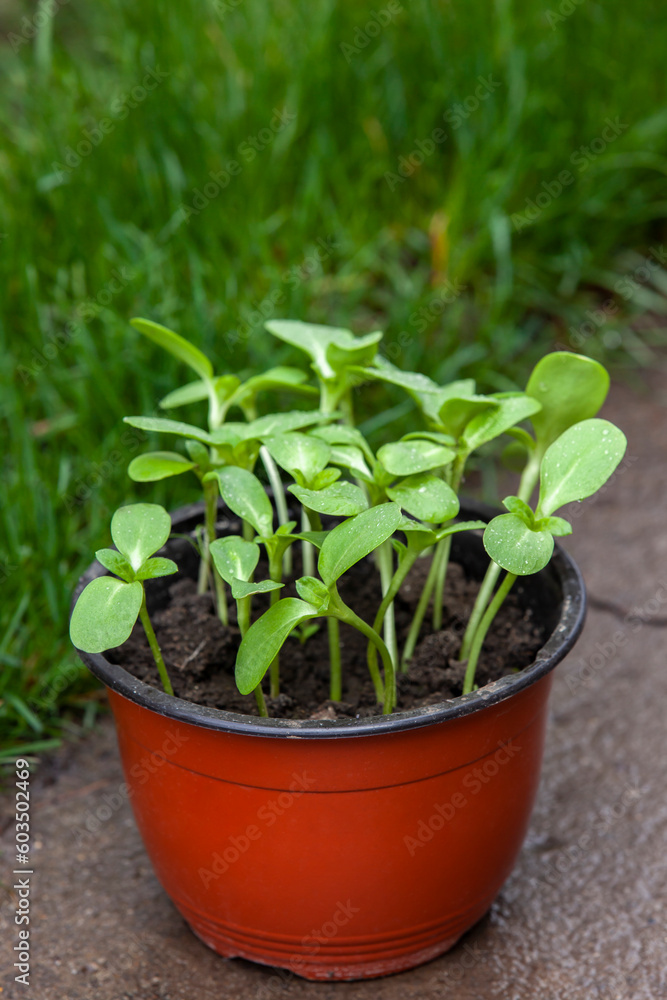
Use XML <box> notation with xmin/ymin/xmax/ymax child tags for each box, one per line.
<box><xmin>73</xmin><ymin>501</ymin><xmax>585</xmax><ymax>981</ymax></box>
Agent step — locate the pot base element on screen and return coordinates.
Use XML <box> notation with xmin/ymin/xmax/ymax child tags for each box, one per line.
<box><xmin>180</xmin><ymin>898</ymin><xmax>473</xmax><ymax>981</ymax></box>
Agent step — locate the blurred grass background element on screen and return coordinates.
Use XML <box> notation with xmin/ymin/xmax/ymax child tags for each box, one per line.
<box><xmin>1</xmin><ymin>0</ymin><xmax>666</xmax><ymax>753</ymax></box>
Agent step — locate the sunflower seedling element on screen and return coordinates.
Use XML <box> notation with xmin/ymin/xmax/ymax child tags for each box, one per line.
<box><xmin>461</xmin><ymin>418</ymin><xmax>627</xmax><ymax>693</ymax></box>
<box><xmin>70</xmin><ymin>504</ymin><xmax>177</xmax><ymax>695</ymax></box>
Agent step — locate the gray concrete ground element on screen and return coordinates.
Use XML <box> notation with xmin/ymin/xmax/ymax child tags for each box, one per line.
<box><xmin>2</xmin><ymin>373</ymin><xmax>666</xmax><ymax>1000</ymax></box>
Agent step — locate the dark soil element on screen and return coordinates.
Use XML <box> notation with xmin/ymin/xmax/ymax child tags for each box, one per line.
<box><xmin>112</xmin><ymin>549</ymin><xmax>546</xmax><ymax>720</ymax></box>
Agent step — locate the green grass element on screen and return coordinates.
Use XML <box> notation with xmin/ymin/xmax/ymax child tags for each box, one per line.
<box><xmin>1</xmin><ymin>0</ymin><xmax>666</xmax><ymax>752</ymax></box>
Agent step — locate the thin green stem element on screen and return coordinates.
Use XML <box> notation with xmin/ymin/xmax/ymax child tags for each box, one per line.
<box><xmin>328</xmin><ymin>617</ymin><xmax>342</xmax><ymax>701</ymax></box>
<box><xmin>431</xmin><ymin>534</ymin><xmax>452</xmax><ymax>630</ymax></box>
<box><xmin>320</xmin><ymin>380</ymin><xmax>341</xmax><ymax>415</ymax></box>
<box><xmin>204</xmin><ymin>479</ymin><xmax>228</xmax><ymax>625</ymax></box>
<box><xmin>401</xmin><ymin>549</ymin><xmax>439</xmax><ymax>670</ymax></box>
<box><xmin>462</xmin><ymin>571</ymin><xmax>517</xmax><ymax>695</ymax></box>
<box><xmin>254</xmin><ymin>684</ymin><xmax>269</xmax><ymax>717</ymax></box>
<box><xmin>368</xmin><ymin>550</ymin><xmax>417</xmax><ymax>684</ymax></box>
<box><xmin>196</xmin><ymin>525</ymin><xmax>208</xmax><ymax>594</ymax></box>
<box><xmin>306</xmin><ymin>504</ymin><xmax>345</xmax><ymax>702</ymax></box>
<box><xmin>377</xmin><ymin>539</ymin><xmax>398</xmax><ymax>665</ymax></box>
<box><xmin>301</xmin><ymin>508</ymin><xmax>314</xmax><ymax>577</ymax></box>
<box><xmin>139</xmin><ymin>593</ymin><xmax>173</xmax><ymax>696</ymax></box>
<box><xmin>517</xmin><ymin>452</ymin><xmax>541</xmax><ymax>503</ymax></box>
<box><xmin>460</xmin><ymin>449</ymin><xmax>541</xmax><ymax>660</ymax></box>
<box><xmin>236</xmin><ymin>587</ymin><xmax>268</xmax><ymax>716</ymax></box>
<box><xmin>268</xmin><ymin>550</ymin><xmax>283</xmax><ymax>698</ymax></box>
<box><xmin>237</xmin><ymin>596</ymin><xmax>251</xmax><ymax>638</ymax></box>
<box><xmin>340</xmin><ymin>388</ymin><xmax>354</xmax><ymax>427</ymax></box>
<box><xmin>260</xmin><ymin>445</ymin><xmax>292</xmax><ymax>576</ymax></box>
<box><xmin>459</xmin><ymin>559</ymin><xmax>500</xmax><ymax>661</ymax></box>
<box><xmin>330</xmin><ymin>591</ymin><xmax>394</xmax><ymax>712</ymax></box>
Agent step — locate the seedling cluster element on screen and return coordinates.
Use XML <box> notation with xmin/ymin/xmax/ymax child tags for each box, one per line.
<box><xmin>71</xmin><ymin>319</ymin><xmax>626</xmax><ymax>715</ymax></box>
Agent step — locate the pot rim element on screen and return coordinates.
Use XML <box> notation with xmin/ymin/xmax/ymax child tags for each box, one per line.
<box><xmin>72</xmin><ymin>499</ymin><xmax>586</xmax><ymax>739</ymax></box>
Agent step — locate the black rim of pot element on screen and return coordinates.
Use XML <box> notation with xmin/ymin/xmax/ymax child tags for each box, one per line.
<box><xmin>72</xmin><ymin>499</ymin><xmax>586</xmax><ymax>740</ymax></box>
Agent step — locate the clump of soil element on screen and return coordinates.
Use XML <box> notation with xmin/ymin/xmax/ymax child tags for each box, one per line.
<box><xmin>111</xmin><ymin>550</ymin><xmax>546</xmax><ymax>721</ymax></box>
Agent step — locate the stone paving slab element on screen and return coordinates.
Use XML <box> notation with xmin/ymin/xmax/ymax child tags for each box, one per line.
<box><xmin>1</xmin><ymin>374</ymin><xmax>666</xmax><ymax>1000</ymax></box>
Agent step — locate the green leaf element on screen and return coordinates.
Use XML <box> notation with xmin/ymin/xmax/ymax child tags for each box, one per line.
<box><xmin>318</xmin><ymin>503</ymin><xmax>402</xmax><ymax>585</ymax></box>
<box><xmin>377</xmin><ymin>439</ymin><xmax>455</xmax><ymax>476</ymax></box>
<box><xmin>275</xmin><ymin>521</ymin><xmax>298</xmax><ymax>535</ymax></box>
<box><xmin>234</xmin><ymin>366</ymin><xmax>316</xmax><ymax>402</ymax></box>
<box><xmin>136</xmin><ymin>557</ymin><xmax>179</xmax><ymax>580</ymax></box>
<box><xmin>95</xmin><ymin>548</ymin><xmax>134</xmax><ymax>581</ymax></box>
<box><xmin>309</xmin><ymin>468</ymin><xmax>342</xmax><ymax>490</ymax></box>
<box><xmin>262</xmin><ymin>432</ymin><xmax>331</xmax><ymax>485</ymax></box>
<box><xmin>327</xmin><ymin>444</ymin><xmax>374</xmax><ymax>482</ymax></box>
<box><xmin>123</xmin><ymin>415</ymin><xmax>214</xmax><ymax>446</ymax></box>
<box><xmin>210</xmin><ymin>466</ymin><xmax>274</xmax><ymax>536</ymax></box>
<box><xmin>230</xmin><ymin>578</ymin><xmax>284</xmax><ymax>599</ymax></box>
<box><xmin>325</xmin><ymin>331</ymin><xmax>382</xmax><ymax>373</ymax></box>
<box><xmin>387</xmin><ymin>474</ymin><xmax>459</xmax><ymax>524</ymax></box>
<box><xmin>210</xmin><ymin>536</ymin><xmax>260</xmax><ymax>585</ymax></box>
<box><xmin>412</xmin><ymin>379</ymin><xmax>477</xmax><ymax>424</ymax></box>
<box><xmin>70</xmin><ymin>577</ymin><xmax>143</xmax><ymax>653</ymax></box>
<box><xmin>159</xmin><ymin>375</ymin><xmax>241</xmax><ymax>411</ymax></box>
<box><xmin>311</xmin><ymin>423</ymin><xmax>376</xmax><ymax>462</ymax></box>
<box><xmin>236</xmin><ymin>598</ymin><xmax>319</xmax><ymax>694</ymax></box>
<box><xmin>289</xmin><ymin>481</ymin><xmax>369</xmax><ymax>516</ymax></box>
<box><xmin>483</xmin><ymin>514</ymin><xmax>555</xmax><ymax>575</ymax></box>
<box><xmin>266</xmin><ymin>320</ymin><xmax>381</xmax><ymax>380</ymax></box>
<box><xmin>128</xmin><ymin>451</ymin><xmax>196</xmax><ymax>482</ymax></box>
<box><xmin>535</xmin><ymin>515</ymin><xmax>572</xmax><ymax>537</ymax></box>
<box><xmin>436</xmin><ymin>395</ymin><xmax>498</xmax><ymax>439</ymax></box>
<box><xmin>435</xmin><ymin>519</ymin><xmax>487</xmax><ymax>540</ymax></box>
<box><xmin>131</xmin><ymin>318</ymin><xmax>213</xmax><ymax>382</ymax></box>
<box><xmin>228</xmin><ymin>410</ymin><xmax>332</xmax><ymax>441</ymax></box>
<box><xmin>397</xmin><ymin>518</ymin><xmax>438</xmax><ymax>552</ymax></box>
<box><xmin>295</xmin><ymin>576</ymin><xmax>330</xmax><ymax>611</ymax></box>
<box><xmin>526</xmin><ymin>352</ymin><xmax>610</xmax><ymax>449</ymax></box>
<box><xmin>111</xmin><ymin>504</ymin><xmax>172</xmax><ymax>572</ymax></box>
<box><xmin>185</xmin><ymin>439</ymin><xmax>212</xmax><ymax>471</ymax></box>
<box><xmin>502</xmin><ymin>495</ymin><xmax>535</xmax><ymax>525</ymax></box>
<box><xmin>158</xmin><ymin>379</ymin><xmax>208</xmax><ymax>409</ymax></box>
<box><xmin>355</xmin><ymin>356</ymin><xmax>441</xmax><ymax>395</ymax></box>
<box><xmin>402</xmin><ymin>430</ymin><xmax>456</xmax><ymax>447</ymax></box>
<box><xmin>292</xmin><ymin>530</ymin><xmax>328</xmax><ymax>549</ymax></box>
<box><xmin>537</xmin><ymin>418</ymin><xmax>627</xmax><ymax>516</ymax></box>
<box><xmin>505</xmin><ymin>426</ymin><xmax>536</xmax><ymax>450</ymax></box>
<box><xmin>461</xmin><ymin>393</ymin><xmax>542</xmax><ymax>453</ymax></box>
